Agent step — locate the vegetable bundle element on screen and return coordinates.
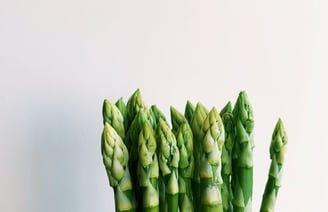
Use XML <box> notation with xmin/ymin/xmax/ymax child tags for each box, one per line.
<box><xmin>101</xmin><ymin>89</ymin><xmax>288</xmax><ymax>212</ymax></box>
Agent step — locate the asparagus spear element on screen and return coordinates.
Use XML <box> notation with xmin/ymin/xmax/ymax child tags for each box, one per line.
<box><xmin>260</xmin><ymin>119</ymin><xmax>288</xmax><ymax>212</ymax></box>
<box><xmin>126</xmin><ymin>110</ymin><xmax>148</xmax><ymax>153</ymax></box>
<box><xmin>101</xmin><ymin>123</ymin><xmax>136</xmax><ymax>212</ymax></box>
<box><xmin>157</xmin><ymin>118</ymin><xmax>180</xmax><ymax>212</ymax></box>
<box><xmin>199</xmin><ymin>108</ymin><xmax>225</xmax><ymax>212</ymax></box>
<box><xmin>231</xmin><ymin>91</ymin><xmax>255</xmax><ymax>212</ymax></box>
<box><xmin>170</xmin><ymin>106</ymin><xmax>194</xmax><ymax>211</ymax></box>
<box><xmin>149</xmin><ymin>105</ymin><xmax>168</xmax><ymax>131</ymax></box>
<box><xmin>115</xmin><ymin>98</ymin><xmax>129</xmax><ymax>132</ymax></box>
<box><xmin>126</xmin><ymin>88</ymin><xmax>147</xmax><ymax>128</ymax></box>
<box><xmin>103</xmin><ymin>99</ymin><xmax>125</xmax><ymax>140</ymax></box>
<box><xmin>220</xmin><ymin>101</ymin><xmax>234</xmax><ymax>212</ymax></box>
<box><xmin>170</xmin><ymin>106</ymin><xmax>186</xmax><ymax>134</ymax></box>
<box><xmin>190</xmin><ymin>103</ymin><xmax>208</xmax><ymax>210</ymax></box>
<box><xmin>137</xmin><ymin>120</ymin><xmax>160</xmax><ymax>212</ymax></box>
<box><xmin>126</xmin><ymin>110</ymin><xmax>149</xmax><ymax>210</ymax></box>
<box><xmin>184</xmin><ymin>100</ymin><xmax>195</xmax><ymax>125</ymax></box>
<box><xmin>147</xmin><ymin>105</ymin><xmax>168</xmax><ymax>212</ymax></box>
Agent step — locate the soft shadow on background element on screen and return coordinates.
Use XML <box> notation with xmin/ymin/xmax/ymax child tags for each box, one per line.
<box><xmin>0</xmin><ymin>91</ymin><xmax>114</xmax><ymax>212</ymax></box>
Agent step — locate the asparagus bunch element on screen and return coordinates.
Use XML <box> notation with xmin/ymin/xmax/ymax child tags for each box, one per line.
<box><xmin>100</xmin><ymin>89</ymin><xmax>288</xmax><ymax>212</ymax></box>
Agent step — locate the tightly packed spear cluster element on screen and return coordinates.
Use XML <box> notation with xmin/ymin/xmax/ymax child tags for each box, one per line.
<box><xmin>101</xmin><ymin>89</ymin><xmax>288</xmax><ymax>212</ymax></box>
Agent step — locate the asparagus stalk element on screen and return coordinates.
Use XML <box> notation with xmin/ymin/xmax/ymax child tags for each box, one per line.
<box><xmin>170</xmin><ymin>106</ymin><xmax>186</xmax><ymax>134</ymax></box>
<box><xmin>126</xmin><ymin>88</ymin><xmax>147</xmax><ymax>128</ymax></box>
<box><xmin>184</xmin><ymin>100</ymin><xmax>195</xmax><ymax>125</ymax></box>
<box><xmin>137</xmin><ymin>120</ymin><xmax>160</xmax><ymax>212</ymax></box>
<box><xmin>149</xmin><ymin>105</ymin><xmax>168</xmax><ymax>131</ymax></box>
<box><xmin>101</xmin><ymin>123</ymin><xmax>136</xmax><ymax>212</ymax></box>
<box><xmin>231</xmin><ymin>91</ymin><xmax>255</xmax><ymax>212</ymax></box>
<box><xmin>126</xmin><ymin>110</ymin><xmax>148</xmax><ymax>154</ymax></box>
<box><xmin>220</xmin><ymin>101</ymin><xmax>234</xmax><ymax>212</ymax></box>
<box><xmin>115</xmin><ymin>98</ymin><xmax>129</xmax><ymax>132</ymax></box>
<box><xmin>260</xmin><ymin>119</ymin><xmax>288</xmax><ymax>212</ymax></box>
<box><xmin>157</xmin><ymin>118</ymin><xmax>180</xmax><ymax>212</ymax></box>
<box><xmin>170</xmin><ymin>107</ymin><xmax>194</xmax><ymax>211</ymax></box>
<box><xmin>147</xmin><ymin>105</ymin><xmax>168</xmax><ymax>212</ymax></box>
<box><xmin>103</xmin><ymin>99</ymin><xmax>125</xmax><ymax>140</ymax></box>
<box><xmin>126</xmin><ymin>110</ymin><xmax>149</xmax><ymax>210</ymax></box>
<box><xmin>199</xmin><ymin>108</ymin><xmax>225</xmax><ymax>212</ymax></box>
<box><xmin>190</xmin><ymin>103</ymin><xmax>208</xmax><ymax>210</ymax></box>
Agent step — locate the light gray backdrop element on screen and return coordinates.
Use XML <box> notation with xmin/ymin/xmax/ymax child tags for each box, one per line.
<box><xmin>1</xmin><ymin>0</ymin><xmax>326</xmax><ymax>211</ymax></box>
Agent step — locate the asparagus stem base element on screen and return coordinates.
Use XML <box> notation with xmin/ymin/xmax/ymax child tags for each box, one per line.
<box><xmin>199</xmin><ymin>204</ymin><xmax>223</xmax><ymax>212</ymax></box>
<box><xmin>166</xmin><ymin>193</ymin><xmax>179</xmax><ymax>212</ymax></box>
<box><xmin>191</xmin><ymin>180</ymin><xmax>200</xmax><ymax>211</ymax></box>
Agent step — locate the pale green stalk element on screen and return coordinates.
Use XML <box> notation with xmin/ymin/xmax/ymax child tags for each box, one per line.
<box><xmin>157</xmin><ymin>119</ymin><xmax>180</xmax><ymax>212</ymax></box>
<box><xmin>199</xmin><ymin>108</ymin><xmax>224</xmax><ymax>212</ymax></box>
<box><xmin>103</xmin><ymin>99</ymin><xmax>125</xmax><ymax>140</ymax></box>
<box><xmin>101</xmin><ymin>123</ymin><xmax>136</xmax><ymax>212</ymax></box>
<box><xmin>137</xmin><ymin>120</ymin><xmax>160</xmax><ymax>212</ymax></box>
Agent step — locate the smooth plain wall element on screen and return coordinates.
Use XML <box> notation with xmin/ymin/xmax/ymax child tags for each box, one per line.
<box><xmin>1</xmin><ymin>0</ymin><xmax>327</xmax><ymax>211</ymax></box>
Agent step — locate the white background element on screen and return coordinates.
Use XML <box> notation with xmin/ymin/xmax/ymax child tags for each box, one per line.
<box><xmin>0</xmin><ymin>0</ymin><xmax>327</xmax><ymax>211</ymax></box>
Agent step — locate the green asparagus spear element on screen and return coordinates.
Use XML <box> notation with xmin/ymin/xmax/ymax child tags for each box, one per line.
<box><xmin>220</xmin><ymin>101</ymin><xmax>234</xmax><ymax>212</ymax></box>
<box><xmin>147</xmin><ymin>105</ymin><xmax>168</xmax><ymax>212</ymax></box>
<box><xmin>199</xmin><ymin>108</ymin><xmax>225</xmax><ymax>212</ymax></box>
<box><xmin>103</xmin><ymin>99</ymin><xmax>125</xmax><ymax>140</ymax></box>
<box><xmin>170</xmin><ymin>106</ymin><xmax>186</xmax><ymax>134</ymax></box>
<box><xmin>101</xmin><ymin>123</ymin><xmax>136</xmax><ymax>212</ymax></box>
<box><xmin>184</xmin><ymin>101</ymin><xmax>195</xmax><ymax>125</ymax></box>
<box><xmin>231</xmin><ymin>91</ymin><xmax>255</xmax><ymax>212</ymax></box>
<box><xmin>220</xmin><ymin>101</ymin><xmax>232</xmax><ymax>118</ymax></box>
<box><xmin>190</xmin><ymin>103</ymin><xmax>208</xmax><ymax>210</ymax></box>
<box><xmin>149</xmin><ymin>105</ymin><xmax>168</xmax><ymax>131</ymax></box>
<box><xmin>115</xmin><ymin>98</ymin><xmax>129</xmax><ymax>132</ymax></box>
<box><xmin>126</xmin><ymin>110</ymin><xmax>149</xmax><ymax>210</ymax></box>
<box><xmin>125</xmin><ymin>110</ymin><xmax>148</xmax><ymax>152</ymax></box>
<box><xmin>170</xmin><ymin>106</ymin><xmax>194</xmax><ymax>211</ymax></box>
<box><xmin>126</xmin><ymin>89</ymin><xmax>147</xmax><ymax>128</ymax></box>
<box><xmin>176</xmin><ymin>123</ymin><xmax>194</xmax><ymax>211</ymax></box>
<box><xmin>157</xmin><ymin>118</ymin><xmax>180</xmax><ymax>212</ymax></box>
<box><xmin>260</xmin><ymin>119</ymin><xmax>288</xmax><ymax>212</ymax></box>
<box><xmin>137</xmin><ymin>120</ymin><xmax>160</xmax><ymax>212</ymax></box>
